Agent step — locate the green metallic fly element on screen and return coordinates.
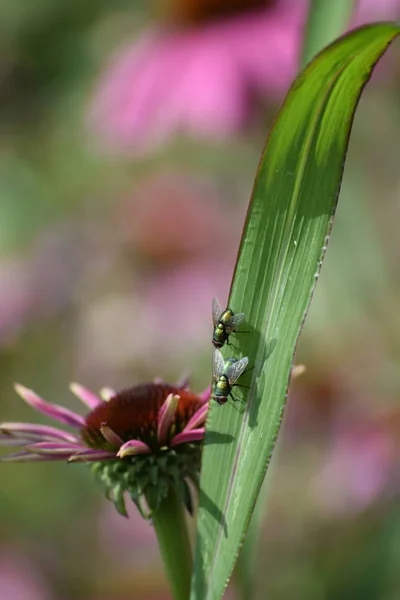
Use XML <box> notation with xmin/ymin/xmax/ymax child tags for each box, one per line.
<box><xmin>212</xmin><ymin>348</ymin><xmax>249</xmax><ymax>405</ymax></box>
<box><xmin>212</xmin><ymin>297</ymin><xmax>245</xmax><ymax>348</ymax></box>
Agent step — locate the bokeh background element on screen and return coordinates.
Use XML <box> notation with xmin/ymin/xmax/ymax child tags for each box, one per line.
<box><xmin>1</xmin><ymin>1</ymin><xmax>400</xmax><ymax>598</ymax></box>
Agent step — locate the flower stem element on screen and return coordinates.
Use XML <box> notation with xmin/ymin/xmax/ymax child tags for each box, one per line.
<box><xmin>151</xmin><ymin>487</ymin><xmax>193</xmax><ymax>600</ymax></box>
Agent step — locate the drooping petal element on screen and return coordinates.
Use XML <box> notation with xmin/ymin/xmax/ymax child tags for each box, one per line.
<box><xmin>157</xmin><ymin>393</ymin><xmax>180</xmax><ymax>446</ymax></box>
<box><xmin>0</xmin><ymin>436</ymin><xmax>32</xmax><ymax>446</ymax></box>
<box><xmin>100</xmin><ymin>423</ymin><xmax>124</xmax><ymax>447</ymax></box>
<box><xmin>25</xmin><ymin>441</ymin><xmax>89</xmax><ymax>456</ymax></box>
<box><xmin>68</xmin><ymin>449</ymin><xmax>116</xmax><ymax>463</ymax></box>
<box><xmin>117</xmin><ymin>439</ymin><xmax>151</xmax><ymax>458</ymax></box>
<box><xmin>170</xmin><ymin>428</ymin><xmax>205</xmax><ymax>447</ymax></box>
<box><xmin>14</xmin><ymin>384</ymin><xmax>85</xmax><ymax>429</ymax></box>
<box><xmin>99</xmin><ymin>387</ymin><xmax>116</xmax><ymax>402</ymax></box>
<box><xmin>198</xmin><ymin>385</ymin><xmax>211</xmax><ymax>403</ymax></box>
<box><xmin>0</xmin><ymin>422</ymin><xmax>78</xmax><ymax>443</ymax></box>
<box><xmin>0</xmin><ymin>451</ymin><xmax>68</xmax><ymax>462</ymax></box>
<box><xmin>183</xmin><ymin>403</ymin><xmax>208</xmax><ymax>432</ymax></box>
<box><xmin>70</xmin><ymin>383</ymin><xmax>102</xmax><ymax>410</ymax></box>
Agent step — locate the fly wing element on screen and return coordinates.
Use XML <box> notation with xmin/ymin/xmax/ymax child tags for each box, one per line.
<box><xmin>212</xmin><ymin>349</ymin><xmax>225</xmax><ymax>381</ymax></box>
<box><xmin>225</xmin><ymin>312</ymin><xmax>245</xmax><ymax>333</ymax></box>
<box><xmin>212</xmin><ymin>297</ymin><xmax>222</xmax><ymax>327</ymax></box>
<box><xmin>227</xmin><ymin>356</ymin><xmax>249</xmax><ymax>384</ymax></box>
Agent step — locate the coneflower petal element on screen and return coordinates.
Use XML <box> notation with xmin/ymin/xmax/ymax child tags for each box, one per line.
<box><xmin>198</xmin><ymin>385</ymin><xmax>211</xmax><ymax>404</ymax></box>
<box><xmin>157</xmin><ymin>393</ymin><xmax>180</xmax><ymax>446</ymax></box>
<box><xmin>170</xmin><ymin>428</ymin><xmax>205</xmax><ymax>447</ymax></box>
<box><xmin>14</xmin><ymin>384</ymin><xmax>85</xmax><ymax>429</ymax></box>
<box><xmin>100</xmin><ymin>423</ymin><xmax>124</xmax><ymax>447</ymax></box>
<box><xmin>0</xmin><ymin>422</ymin><xmax>79</xmax><ymax>443</ymax></box>
<box><xmin>70</xmin><ymin>383</ymin><xmax>102</xmax><ymax>410</ymax></box>
<box><xmin>183</xmin><ymin>403</ymin><xmax>208</xmax><ymax>432</ymax></box>
<box><xmin>0</xmin><ymin>451</ymin><xmax>68</xmax><ymax>462</ymax></box>
<box><xmin>68</xmin><ymin>450</ymin><xmax>116</xmax><ymax>463</ymax></box>
<box><xmin>25</xmin><ymin>442</ymin><xmax>89</xmax><ymax>456</ymax></box>
<box><xmin>117</xmin><ymin>439</ymin><xmax>151</xmax><ymax>458</ymax></box>
<box><xmin>0</xmin><ymin>437</ymin><xmax>32</xmax><ymax>446</ymax></box>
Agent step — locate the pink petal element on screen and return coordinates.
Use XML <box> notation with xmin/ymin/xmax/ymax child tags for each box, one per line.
<box><xmin>170</xmin><ymin>428</ymin><xmax>205</xmax><ymax>447</ymax></box>
<box><xmin>89</xmin><ymin>4</ymin><xmax>302</xmax><ymax>155</ymax></box>
<box><xmin>68</xmin><ymin>450</ymin><xmax>116</xmax><ymax>463</ymax></box>
<box><xmin>157</xmin><ymin>393</ymin><xmax>180</xmax><ymax>446</ymax></box>
<box><xmin>0</xmin><ymin>422</ymin><xmax>78</xmax><ymax>443</ymax></box>
<box><xmin>199</xmin><ymin>385</ymin><xmax>211</xmax><ymax>403</ymax></box>
<box><xmin>0</xmin><ymin>451</ymin><xmax>67</xmax><ymax>462</ymax></box>
<box><xmin>100</xmin><ymin>423</ymin><xmax>124</xmax><ymax>447</ymax></box>
<box><xmin>25</xmin><ymin>441</ymin><xmax>89</xmax><ymax>456</ymax></box>
<box><xmin>14</xmin><ymin>384</ymin><xmax>85</xmax><ymax>429</ymax></box>
<box><xmin>0</xmin><ymin>437</ymin><xmax>32</xmax><ymax>446</ymax></box>
<box><xmin>183</xmin><ymin>403</ymin><xmax>209</xmax><ymax>432</ymax></box>
<box><xmin>117</xmin><ymin>439</ymin><xmax>151</xmax><ymax>458</ymax></box>
<box><xmin>69</xmin><ymin>383</ymin><xmax>102</xmax><ymax>410</ymax></box>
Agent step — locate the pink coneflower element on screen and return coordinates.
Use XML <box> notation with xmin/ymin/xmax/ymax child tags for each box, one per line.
<box><xmin>0</xmin><ymin>380</ymin><xmax>210</xmax><ymax>518</ymax></box>
<box><xmin>88</xmin><ymin>1</ymin><xmax>302</xmax><ymax>154</ymax></box>
<box><xmin>89</xmin><ymin>0</ymin><xmax>400</xmax><ymax>155</ymax></box>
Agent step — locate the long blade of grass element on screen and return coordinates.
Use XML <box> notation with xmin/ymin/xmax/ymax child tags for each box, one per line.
<box><xmin>191</xmin><ymin>22</ymin><xmax>400</xmax><ymax>600</ymax></box>
<box><xmin>233</xmin><ymin>4</ymin><xmax>359</xmax><ymax>592</ymax></box>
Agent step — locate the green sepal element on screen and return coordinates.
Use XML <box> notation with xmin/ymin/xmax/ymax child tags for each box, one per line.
<box><xmin>89</xmin><ymin>442</ymin><xmax>202</xmax><ymax>519</ymax></box>
<box><xmin>113</xmin><ymin>484</ymin><xmax>128</xmax><ymax>517</ymax></box>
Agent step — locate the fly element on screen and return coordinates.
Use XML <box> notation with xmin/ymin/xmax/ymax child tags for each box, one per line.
<box><xmin>212</xmin><ymin>348</ymin><xmax>249</xmax><ymax>405</ymax></box>
<box><xmin>212</xmin><ymin>297</ymin><xmax>245</xmax><ymax>348</ymax></box>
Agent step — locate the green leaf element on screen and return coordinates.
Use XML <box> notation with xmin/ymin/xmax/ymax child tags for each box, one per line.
<box><xmin>231</xmin><ymin>3</ymin><xmax>359</xmax><ymax>590</ymax></box>
<box><xmin>191</xmin><ymin>22</ymin><xmax>400</xmax><ymax>600</ymax></box>
<box><xmin>233</xmin><ymin>472</ymin><xmax>273</xmax><ymax>600</ymax></box>
<box><xmin>301</xmin><ymin>0</ymin><xmax>357</xmax><ymax>67</ymax></box>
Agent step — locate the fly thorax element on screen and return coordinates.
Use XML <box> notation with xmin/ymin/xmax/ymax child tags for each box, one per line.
<box><xmin>220</xmin><ymin>310</ymin><xmax>234</xmax><ymax>324</ymax></box>
<box><xmin>224</xmin><ymin>358</ymin><xmax>236</xmax><ymax>371</ymax></box>
<box><xmin>216</xmin><ymin>376</ymin><xmax>229</xmax><ymax>392</ymax></box>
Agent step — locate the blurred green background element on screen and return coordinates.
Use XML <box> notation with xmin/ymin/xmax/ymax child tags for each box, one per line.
<box><xmin>1</xmin><ymin>1</ymin><xmax>400</xmax><ymax>598</ymax></box>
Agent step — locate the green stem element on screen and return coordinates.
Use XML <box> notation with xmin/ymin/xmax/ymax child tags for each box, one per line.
<box><xmin>301</xmin><ymin>0</ymin><xmax>357</xmax><ymax>67</ymax></box>
<box><xmin>151</xmin><ymin>487</ymin><xmax>193</xmax><ymax>600</ymax></box>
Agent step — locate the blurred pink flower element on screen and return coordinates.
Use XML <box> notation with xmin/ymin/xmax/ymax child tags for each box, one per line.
<box><xmin>0</xmin><ymin>550</ymin><xmax>50</xmax><ymax>600</ymax></box>
<box><xmin>314</xmin><ymin>419</ymin><xmax>397</xmax><ymax>516</ymax></box>
<box><xmin>76</xmin><ymin>258</ymin><xmax>235</xmax><ymax>373</ymax></box>
<box><xmin>75</xmin><ymin>172</ymin><xmax>243</xmax><ymax>372</ymax></box>
<box><xmin>89</xmin><ymin>2</ymin><xmax>303</xmax><ymax>154</ymax></box>
<box><xmin>353</xmin><ymin>0</ymin><xmax>400</xmax><ymax>22</ymax></box>
<box><xmin>89</xmin><ymin>0</ymin><xmax>400</xmax><ymax>155</ymax></box>
<box><xmin>118</xmin><ymin>172</ymin><xmax>239</xmax><ymax>264</ymax></box>
<box><xmin>0</xmin><ymin>258</ymin><xmax>33</xmax><ymax>343</ymax></box>
<box><xmin>142</xmin><ymin>258</ymin><xmax>234</xmax><ymax>348</ymax></box>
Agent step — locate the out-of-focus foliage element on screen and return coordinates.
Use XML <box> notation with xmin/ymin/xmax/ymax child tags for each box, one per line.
<box><xmin>1</xmin><ymin>1</ymin><xmax>400</xmax><ymax>598</ymax></box>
